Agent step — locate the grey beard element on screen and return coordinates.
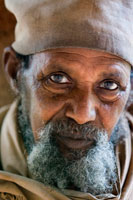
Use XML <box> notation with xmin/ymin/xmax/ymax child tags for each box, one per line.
<box><xmin>27</xmin><ymin>125</ymin><xmax>117</xmax><ymax>195</ymax></box>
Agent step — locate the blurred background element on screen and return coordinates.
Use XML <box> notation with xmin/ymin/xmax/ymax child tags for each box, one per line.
<box><xmin>0</xmin><ymin>0</ymin><xmax>15</xmax><ymax>107</ymax></box>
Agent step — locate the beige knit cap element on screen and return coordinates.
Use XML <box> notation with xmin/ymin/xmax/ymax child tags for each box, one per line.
<box><xmin>5</xmin><ymin>0</ymin><xmax>133</xmax><ymax>65</ymax></box>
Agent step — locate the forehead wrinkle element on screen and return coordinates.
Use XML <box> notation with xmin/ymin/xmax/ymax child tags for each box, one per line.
<box><xmin>51</xmin><ymin>53</ymin><xmax>122</xmax><ymax>64</ymax></box>
<box><xmin>40</xmin><ymin>57</ymin><xmax>87</xmax><ymax>75</ymax></box>
<box><xmin>44</xmin><ymin>48</ymin><xmax>125</xmax><ymax>60</ymax></box>
<box><xmin>34</xmin><ymin>49</ymin><xmax>129</xmax><ymax>69</ymax></box>
<box><xmin>31</xmin><ymin>51</ymin><xmax>131</xmax><ymax>81</ymax></box>
<box><xmin>43</xmin><ymin>54</ymin><xmax>117</xmax><ymax>70</ymax></box>
<box><xmin>51</xmin><ymin>55</ymin><xmax>128</xmax><ymax>73</ymax></box>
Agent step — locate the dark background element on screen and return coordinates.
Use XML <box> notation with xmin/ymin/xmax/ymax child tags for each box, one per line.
<box><xmin>0</xmin><ymin>0</ymin><xmax>15</xmax><ymax>107</ymax></box>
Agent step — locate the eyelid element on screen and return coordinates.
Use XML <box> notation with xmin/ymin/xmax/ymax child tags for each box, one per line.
<box><xmin>99</xmin><ymin>79</ymin><xmax>120</xmax><ymax>89</ymax></box>
<box><xmin>47</xmin><ymin>71</ymin><xmax>72</xmax><ymax>83</ymax></box>
<box><xmin>100</xmin><ymin>81</ymin><xmax>118</xmax><ymax>90</ymax></box>
<box><xmin>50</xmin><ymin>75</ymin><xmax>69</xmax><ymax>84</ymax></box>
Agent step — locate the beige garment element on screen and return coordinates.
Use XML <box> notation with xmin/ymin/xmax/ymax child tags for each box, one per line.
<box><xmin>4</xmin><ymin>0</ymin><xmax>133</xmax><ymax>66</ymax></box>
<box><xmin>0</xmin><ymin>100</ymin><xmax>132</xmax><ymax>200</ymax></box>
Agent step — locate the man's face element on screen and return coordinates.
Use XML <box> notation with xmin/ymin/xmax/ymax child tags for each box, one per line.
<box><xmin>21</xmin><ymin>48</ymin><xmax>130</xmax><ymax>141</ymax></box>
<box><xmin>18</xmin><ymin>48</ymin><xmax>131</xmax><ymax>194</ymax></box>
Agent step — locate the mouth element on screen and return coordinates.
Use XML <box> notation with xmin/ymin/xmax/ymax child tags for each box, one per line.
<box><xmin>56</xmin><ymin>135</ymin><xmax>95</xmax><ymax>150</ymax></box>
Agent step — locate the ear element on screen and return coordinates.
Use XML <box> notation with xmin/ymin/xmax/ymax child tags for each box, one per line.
<box><xmin>3</xmin><ymin>46</ymin><xmax>21</xmax><ymax>94</ymax></box>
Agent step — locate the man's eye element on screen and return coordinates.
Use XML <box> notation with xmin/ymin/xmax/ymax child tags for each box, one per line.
<box><xmin>50</xmin><ymin>74</ymin><xmax>70</xmax><ymax>84</ymax></box>
<box><xmin>100</xmin><ymin>81</ymin><xmax>118</xmax><ymax>90</ymax></box>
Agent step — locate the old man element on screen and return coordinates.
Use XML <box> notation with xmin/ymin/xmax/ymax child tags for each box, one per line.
<box><xmin>0</xmin><ymin>0</ymin><xmax>133</xmax><ymax>199</ymax></box>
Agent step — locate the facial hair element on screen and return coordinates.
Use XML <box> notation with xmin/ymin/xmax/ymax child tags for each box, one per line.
<box><xmin>17</xmin><ymin>102</ymin><xmax>119</xmax><ymax>196</ymax></box>
<box><xmin>27</xmin><ymin>125</ymin><xmax>117</xmax><ymax>195</ymax></box>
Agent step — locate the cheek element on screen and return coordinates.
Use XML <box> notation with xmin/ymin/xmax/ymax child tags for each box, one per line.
<box><xmin>99</xmin><ymin>94</ymin><xmax>129</xmax><ymax>136</ymax></box>
<box><xmin>29</xmin><ymin>89</ymin><xmax>67</xmax><ymax>139</ymax></box>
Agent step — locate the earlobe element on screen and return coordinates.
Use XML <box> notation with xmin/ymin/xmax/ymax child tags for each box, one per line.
<box><xmin>3</xmin><ymin>46</ymin><xmax>21</xmax><ymax>93</ymax></box>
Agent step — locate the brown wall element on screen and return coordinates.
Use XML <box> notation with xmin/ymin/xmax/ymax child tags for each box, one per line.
<box><xmin>0</xmin><ymin>0</ymin><xmax>16</xmax><ymax>107</ymax></box>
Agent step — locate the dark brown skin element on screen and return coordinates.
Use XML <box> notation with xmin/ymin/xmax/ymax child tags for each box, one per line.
<box><xmin>3</xmin><ymin>47</ymin><xmax>131</xmax><ymax>152</ymax></box>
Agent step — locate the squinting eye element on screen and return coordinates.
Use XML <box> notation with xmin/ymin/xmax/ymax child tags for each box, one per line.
<box><xmin>100</xmin><ymin>81</ymin><xmax>118</xmax><ymax>90</ymax></box>
<box><xmin>50</xmin><ymin>74</ymin><xmax>70</xmax><ymax>84</ymax></box>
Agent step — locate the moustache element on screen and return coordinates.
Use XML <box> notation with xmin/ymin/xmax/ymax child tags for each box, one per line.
<box><xmin>43</xmin><ymin>118</ymin><xmax>105</xmax><ymax>142</ymax></box>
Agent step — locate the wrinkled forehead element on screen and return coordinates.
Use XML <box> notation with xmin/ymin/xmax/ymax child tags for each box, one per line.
<box><xmin>32</xmin><ymin>48</ymin><xmax>131</xmax><ymax>69</ymax></box>
<box><xmin>27</xmin><ymin>48</ymin><xmax>131</xmax><ymax>82</ymax></box>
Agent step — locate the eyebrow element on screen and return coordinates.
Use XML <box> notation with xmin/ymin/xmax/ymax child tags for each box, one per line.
<box><xmin>42</xmin><ymin>63</ymin><xmax>74</xmax><ymax>75</ymax></box>
<box><xmin>99</xmin><ymin>72</ymin><xmax>124</xmax><ymax>79</ymax></box>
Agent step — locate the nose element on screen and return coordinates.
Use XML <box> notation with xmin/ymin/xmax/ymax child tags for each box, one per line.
<box><xmin>65</xmin><ymin>93</ymin><xmax>97</xmax><ymax>124</ymax></box>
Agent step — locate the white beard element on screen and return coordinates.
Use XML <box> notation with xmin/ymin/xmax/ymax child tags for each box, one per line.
<box><xmin>27</xmin><ymin>125</ymin><xmax>117</xmax><ymax>196</ymax></box>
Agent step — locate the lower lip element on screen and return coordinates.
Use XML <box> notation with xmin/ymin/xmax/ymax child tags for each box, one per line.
<box><xmin>56</xmin><ymin>136</ymin><xmax>94</xmax><ymax>150</ymax></box>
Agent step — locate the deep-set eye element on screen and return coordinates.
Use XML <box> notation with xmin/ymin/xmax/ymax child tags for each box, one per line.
<box><xmin>100</xmin><ymin>81</ymin><xmax>118</xmax><ymax>90</ymax></box>
<box><xmin>50</xmin><ymin>74</ymin><xmax>70</xmax><ymax>84</ymax></box>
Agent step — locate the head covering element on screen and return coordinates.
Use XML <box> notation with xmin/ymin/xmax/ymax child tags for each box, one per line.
<box><xmin>4</xmin><ymin>0</ymin><xmax>133</xmax><ymax>66</ymax></box>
